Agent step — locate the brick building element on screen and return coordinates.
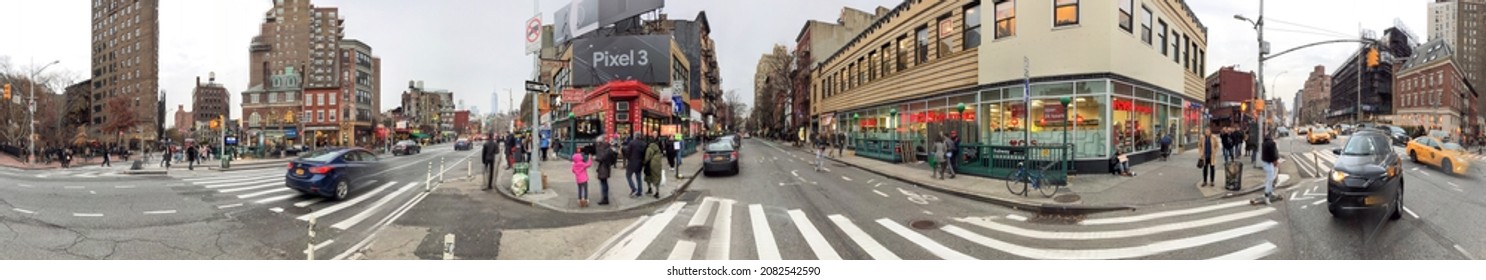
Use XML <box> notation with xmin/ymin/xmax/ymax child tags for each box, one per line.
<box><xmin>91</xmin><ymin>0</ymin><xmax>161</xmax><ymax>142</ymax></box>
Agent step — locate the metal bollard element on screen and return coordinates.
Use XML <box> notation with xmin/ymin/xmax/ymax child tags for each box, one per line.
<box><xmin>467</xmin><ymin>161</ymin><xmax>472</xmax><ymax>179</ymax></box>
<box><xmin>440</xmin><ymin>157</ymin><xmax>447</xmax><ymax>183</ymax></box>
<box><xmin>306</xmin><ymin>217</ymin><xmax>316</xmax><ymax>260</ymax></box>
<box><xmin>426</xmin><ymin>161</ymin><xmax>433</xmax><ymax>192</ymax></box>
<box><xmin>443</xmin><ymin>233</ymin><xmax>456</xmax><ymax>260</ymax></box>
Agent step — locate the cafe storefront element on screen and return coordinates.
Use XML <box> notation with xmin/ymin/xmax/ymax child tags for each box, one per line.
<box><xmin>570</xmin><ymin>80</ymin><xmax>673</xmax><ymax>141</ymax></box>
<box><xmin>839</xmin><ymin>78</ymin><xmax>1203</xmax><ymax>173</ymax></box>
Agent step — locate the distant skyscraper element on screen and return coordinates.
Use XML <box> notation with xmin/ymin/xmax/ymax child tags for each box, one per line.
<box><xmin>91</xmin><ymin>0</ymin><xmax>161</xmax><ymax>140</ymax></box>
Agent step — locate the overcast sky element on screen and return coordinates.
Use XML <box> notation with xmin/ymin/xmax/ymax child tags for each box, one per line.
<box><xmin>0</xmin><ymin>0</ymin><xmax>1431</xmax><ymax>128</ymax></box>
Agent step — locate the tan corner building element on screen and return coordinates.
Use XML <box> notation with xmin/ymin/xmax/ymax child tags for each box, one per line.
<box><xmin>813</xmin><ymin>0</ymin><xmax>1206</xmax><ymax>173</ymax></box>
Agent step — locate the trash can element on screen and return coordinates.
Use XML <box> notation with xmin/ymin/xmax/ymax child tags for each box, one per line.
<box><xmin>1225</xmin><ymin>161</ymin><xmax>1243</xmax><ymax>191</ymax></box>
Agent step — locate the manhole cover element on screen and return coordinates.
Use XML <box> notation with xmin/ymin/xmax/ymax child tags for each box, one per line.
<box><xmin>908</xmin><ymin>220</ymin><xmax>938</xmax><ymax>230</ymax></box>
<box><xmin>1053</xmin><ymin>194</ymin><xmax>1081</xmax><ymax>203</ymax></box>
<box><xmin>682</xmin><ymin>226</ymin><xmax>711</xmax><ymax>240</ymax></box>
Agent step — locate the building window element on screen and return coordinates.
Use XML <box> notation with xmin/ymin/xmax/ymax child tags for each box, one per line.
<box><xmin>896</xmin><ymin>36</ymin><xmax>909</xmax><ymax>70</ymax></box>
<box><xmin>881</xmin><ymin>44</ymin><xmax>892</xmax><ymax>76</ymax></box>
<box><xmin>1172</xmin><ymin>30</ymin><xmax>1181</xmax><ymax>63</ymax></box>
<box><xmin>304</xmin><ymin>112</ymin><xmax>312</xmax><ymax>122</ymax></box>
<box><xmin>868</xmin><ymin>51</ymin><xmax>878</xmax><ymax>81</ymax></box>
<box><xmin>329</xmin><ymin>109</ymin><xmax>336</xmax><ymax>122</ymax></box>
<box><xmin>916</xmin><ymin>25</ymin><xmax>930</xmax><ymax>63</ymax></box>
<box><xmin>1159</xmin><ymin>20</ymin><xmax>1169</xmax><ymax>55</ymax></box>
<box><xmin>1119</xmin><ymin>0</ymin><xmax>1134</xmax><ymax>33</ymax></box>
<box><xmin>1054</xmin><ymin>0</ymin><xmax>1078</xmax><ymax>26</ymax></box>
<box><xmin>938</xmin><ymin>15</ymin><xmax>954</xmax><ymax>57</ymax></box>
<box><xmin>330</xmin><ymin>93</ymin><xmax>336</xmax><ymax>105</ymax></box>
<box><xmin>964</xmin><ymin>4</ymin><xmax>982</xmax><ymax>48</ymax></box>
<box><xmin>1140</xmin><ymin>6</ymin><xmax>1153</xmax><ymax>44</ymax></box>
<box><xmin>995</xmin><ymin>0</ymin><xmax>1016</xmax><ymax>39</ymax></box>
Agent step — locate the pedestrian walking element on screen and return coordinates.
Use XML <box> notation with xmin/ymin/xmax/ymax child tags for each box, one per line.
<box><xmin>1220</xmin><ymin>127</ymin><xmax>1235</xmax><ymax>162</ymax></box>
<box><xmin>594</xmin><ymin>136</ymin><xmax>616</xmax><ymax>205</ymax></box>
<box><xmin>539</xmin><ymin>135</ymin><xmax>550</xmax><ymax>162</ymax></box>
<box><xmin>482</xmin><ymin>134</ymin><xmax>500</xmax><ymax>190</ymax></box>
<box><xmin>836</xmin><ymin>133</ymin><xmax>845</xmax><ymax>157</ymax></box>
<box><xmin>1261</xmin><ymin>134</ymin><xmax>1280</xmax><ymax>204</ymax></box>
<box><xmin>947</xmin><ymin>131</ymin><xmax>960</xmax><ymax>179</ymax></box>
<box><xmin>1199</xmin><ymin>130</ymin><xmax>1220</xmax><ymax>187</ymax></box>
<box><xmin>932</xmin><ymin>134</ymin><xmax>947</xmax><ymax>179</ymax></box>
<box><xmin>572</xmin><ymin>151</ymin><xmax>593</xmax><ymax>207</ymax></box>
<box><xmin>186</xmin><ymin>145</ymin><xmax>199</xmax><ymax>170</ymax></box>
<box><xmin>625</xmin><ymin>135</ymin><xmax>648</xmax><ymax>198</ymax></box>
<box><xmin>644</xmin><ymin>137</ymin><xmax>664</xmax><ymax>198</ymax></box>
<box><xmin>1159</xmin><ymin>133</ymin><xmax>1173</xmax><ymax>161</ymax></box>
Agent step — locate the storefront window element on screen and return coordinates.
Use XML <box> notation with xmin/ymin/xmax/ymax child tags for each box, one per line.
<box><xmin>1069</xmin><ymin>95</ymin><xmax>1108</xmax><ymax>159</ymax></box>
<box><xmin>1183</xmin><ymin>101</ymin><xmax>1203</xmax><ymax>148</ymax></box>
<box><xmin>1112</xmin><ymin>95</ymin><xmax>1155</xmax><ymax>154</ymax></box>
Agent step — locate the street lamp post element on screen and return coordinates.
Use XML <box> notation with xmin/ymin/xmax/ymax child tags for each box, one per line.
<box><xmin>852</xmin><ymin>113</ymin><xmax>860</xmax><ymax>153</ymax></box>
<box><xmin>1236</xmin><ymin>0</ymin><xmax>1267</xmax><ymax>139</ymax></box>
<box><xmin>27</xmin><ymin>60</ymin><xmax>60</xmax><ymax>165</ymax></box>
<box><xmin>889</xmin><ymin>108</ymin><xmax>899</xmax><ymax>162</ymax></box>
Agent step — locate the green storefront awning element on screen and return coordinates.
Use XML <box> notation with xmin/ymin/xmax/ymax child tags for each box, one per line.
<box><xmin>411</xmin><ymin>133</ymin><xmax>431</xmax><ymax>139</ymax></box>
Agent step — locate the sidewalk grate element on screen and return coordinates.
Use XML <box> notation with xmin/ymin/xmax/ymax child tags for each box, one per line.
<box><xmin>908</xmin><ymin>219</ymin><xmax>939</xmax><ymax>230</ymax></box>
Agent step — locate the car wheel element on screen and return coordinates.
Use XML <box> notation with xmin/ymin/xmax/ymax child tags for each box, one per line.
<box><xmin>1409</xmin><ymin>150</ymin><xmax>1419</xmax><ymax>163</ymax></box>
<box><xmin>1390</xmin><ymin>185</ymin><xmax>1404</xmax><ymax>221</ymax></box>
<box><xmin>333</xmin><ymin>180</ymin><xmax>349</xmax><ymax>200</ymax></box>
<box><xmin>1443</xmin><ymin>159</ymin><xmax>1453</xmax><ymax>174</ymax></box>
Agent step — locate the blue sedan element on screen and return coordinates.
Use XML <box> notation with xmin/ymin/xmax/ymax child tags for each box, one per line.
<box><xmin>285</xmin><ymin>148</ymin><xmax>384</xmax><ymax>200</ymax></box>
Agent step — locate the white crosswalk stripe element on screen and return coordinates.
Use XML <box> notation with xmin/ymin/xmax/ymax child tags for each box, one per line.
<box><xmin>590</xmin><ymin>196</ymin><xmax>1286</xmax><ymax>260</ymax></box>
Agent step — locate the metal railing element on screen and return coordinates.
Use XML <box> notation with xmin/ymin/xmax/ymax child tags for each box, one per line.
<box><xmin>949</xmin><ymin>143</ymin><xmax>1072</xmax><ymax>186</ymax></box>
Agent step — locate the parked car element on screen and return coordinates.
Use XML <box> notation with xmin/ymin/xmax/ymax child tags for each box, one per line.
<box><xmin>392</xmin><ymin>140</ymin><xmax>422</xmax><ymax>156</ymax></box>
<box><xmin>454</xmin><ymin>138</ymin><xmax>472</xmax><ymax>151</ymax></box>
<box><xmin>1326</xmin><ymin>130</ymin><xmax>1404</xmax><ymax>220</ymax></box>
<box><xmin>1405</xmin><ymin>136</ymin><xmax>1471</xmax><ymax>175</ymax></box>
<box><xmin>1275</xmin><ymin>126</ymin><xmax>1290</xmax><ymax>137</ymax></box>
<box><xmin>702</xmin><ymin>141</ymin><xmax>740</xmax><ymax>176</ymax></box>
<box><xmin>1384</xmin><ymin>126</ymin><xmax>1409</xmax><ymax>146</ymax></box>
<box><xmin>285</xmin><ymin>147</ymin><xmax>385</xmax><ymax>200</ymax></box>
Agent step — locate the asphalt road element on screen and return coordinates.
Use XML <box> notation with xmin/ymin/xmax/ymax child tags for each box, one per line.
<box><xmin>0</xmin><ymin>143</ymin><xmax>479</xmax><ymax>259</ymax></box>
<box><xmin>587</xmin><ymin>137</ymin><xmax>1482</xmax><ymax>260</ymax></box>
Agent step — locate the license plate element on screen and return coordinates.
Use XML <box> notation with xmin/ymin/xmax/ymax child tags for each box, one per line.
<box><xmin>713</xmin><ymin>156</ymin><xmax>725</xmax><ymax>161</ymax></box>
<box><xmin>295</xmin><ymin>169</ymin><xmax>305</xmax><ymax>176</ymax></box>
<box><xmin>1364</xmin><ymin>196</ymin><xmax>1383</xmax><ymax>205</ymax></box>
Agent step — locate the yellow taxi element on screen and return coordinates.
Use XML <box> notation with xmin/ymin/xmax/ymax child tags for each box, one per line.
<box><xmin>1307</xmin><ymin>128</ymin><xmax>1332</xmax><ymax>144</ymax></box>
<box><xmin>1405</xmin><ymin>136</ymin><xmax>1472</xmax><ymax>175</ymax></box>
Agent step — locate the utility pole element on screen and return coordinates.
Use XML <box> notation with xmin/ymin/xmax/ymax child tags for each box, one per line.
<box><xmin>1256</xmin><ymin>0</ymin><xmax>1266</xmax><ymax>140</ymax></box>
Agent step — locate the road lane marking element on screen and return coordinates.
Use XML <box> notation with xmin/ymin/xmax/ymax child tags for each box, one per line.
<box><xmin>18</xmin><ymin>183</ymin><xmax>33</xmax><ymax>187</ymax></box>
<box><xmin>597</xmin><ymin>202</ymin><xmax>687</xmax><ymax>260</ymax></box>
<box><xmin>219</xmin><ymin>182</ymin><xmax>280</xmax><ymax>193</ymax></box>
<box><xmin>686</xmin><ymin>198</ymin><xmax>718</xmax><ymax>227</ymax></box>
<box><xmin>1403</xmin><ymin>206</ymin><xmax>1420</xmax><ymax>219</ymax></box>
<box><xmin>878</xmin><ymin>219</ymin><xmax>975</xmax><ymax>260</ymax></box>
<box><xmin>331</xmin><ymin>182</ymin><xmax>422</xmax><ymax>230</ymax></box>
<box><xmin>311</xmin><ymin>239</ymin><xmax>335</xmax><ymax>252</ymax></box>
<box><xmin>1290</xmin><ymin>191</ymin><xmax>1299</xmax><ymax>200</ymax></box>
<box><xmin>841</xmin><ymin>176</ymin><xmax>852</xmax><ymax>181</ymax></box>
<box><xmin>12</xmin><ymin>208</ymin><xmax>36</xmax><ymax>214</ymax></box>
<box><xmin>957</xmin><ymin>208</ymin><xmax>1275</xmax><ymax>240</ymax></box>
<box><xmin>1310</xmin><ymin>199</ymin><xmax>1326</xmax><ymax>205</ymax></box>
<box><xmin>944</xmin><ymin>220</ymin><xmax>1276</xmax><ymax>260</ymax></box>
<box><xmin>1080</xmin><ymin>200</ymin><xmax>1249</xmax><ymax>225</ymax></box>
<box><xmin>667</xmin><ymin>240</ymin><xmax>697</xmax><ymax>260</ymax></box>
<box><xmin>89</xmin><ymin>191</ymin><xmax>96</xmax><ymax>195</ymax></box>
<box><xmin>1455</xmin><ymin>244</ymin><xmax>1476</xmax><ymax>260</ymax></box>
<box><xmin>237</xmin><ymin>187</ymin><xmax>293</xmax><ymax>199</ymax></box>
<box><xmin>143</xmin><ymin>210</ymin><xmax>176</xmax><ymax>215</ymax></box>
<box><xmin>1005</xmin><ymin>214</ymin><xmax>1029</xmax><ymax>222</ymax></box>
<box><xmin>72</xmin><ymin>213</ymin><xmax>103</xmax><ymax>217</ymax></box>
<box><xmin>705</xmin><ymin>199</ymin><xmax>734</xmax><ymax>260</ymax></box>
<box><xmin>115</xmin><ymin>185</ymin><xmax>135</xmax><ymax>189</ymax></box>
<box><xmin>822</xmin><ymin>167</ymin><xmax>831</xmax><ymax>172</ymax></box>
<box><xmin>872</xmin><ymin>190</ymin><xmax>889</xmax><ymax>197</ymax></box>
<box><xmin>827</xmin><ymin>214</ymin><xmax>900</xmax><ymax>260</ymax></box>
<box><xmin>217</xmin><ymin>203</ymin><xmax>244</xmax><ymax>209</ymax></box>
<box><xmin>586</xmin><ymin>216</ymin><xmax>651</xmax><ymax>260</ymax></box>
<box><xmin>791</xmin><ymin>170</ymin><xmax>799</xmax><ymax>177</ymax></box>
<box><xmin>254</xmin><ymin>193</ymin><xmax>300</xmax><ymax>204</ymax></box>
<box><xmin>297</xmin><ymin>181</ymin><xmax>397</xmax><ymax>222</ymax></box>
<box><xmin>202</xmin><ymin>178</ymin><xmax>281</xmax><ymax>189</ymax></box>
<box><xmin>867</xmin><ymin>179</ymin><xmax>876</xmax><ymax>184</ymax></box>
<box><xmin>874</xmin><ymin>183</ymin><xmax>882</xmax><ymax>188</ymax></box>
<box><xmin>64</xmin><ymin>186</ymin><xmax>84</xmax><ymax>189</ymax></box>
<box><xmin>789</xmin><ymin>209</ymin><xmax>841</xmax><ymax>260</ymax></box>
<box><xmin>188</xmin><ymin>174</ymin><xmax>279</xmax><ymax>184</ymax></box>
<box><xmin>294</xmin><ymin>198</ymin><xmax>325</xmax><ymax>207</ymax></box>
<box><xmin>1448</xmin><ymin>181</ymin><xmax>1461</xmax><ymax>188</ymax></box>
<box><xmin>269</xmin><ymin>207</ymin><xmax>284</xmax><ymax>213</ymax></box>
<box><xmin>749</xmin><ymin>204</ymin><xmax>781</xmax><ymax>260</ymax></box>
<box><xmin>1211</xmin><ymin>242</ymin><xmax>1279</xmax><ymax>260</ymax></box>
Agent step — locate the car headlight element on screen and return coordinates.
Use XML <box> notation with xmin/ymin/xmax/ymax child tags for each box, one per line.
<box><xmin>1330</xmin><ymin>170</ymin><xmax>1349</xmax><ymax>182</ymax></box>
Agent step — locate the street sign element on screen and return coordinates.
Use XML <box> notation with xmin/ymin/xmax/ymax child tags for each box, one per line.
<box><xmin>525</xmin><ymin>14</ymin><xmax>543</xmax><ymax>54</ymax></box>
<box><xmin>525</xmin><ymin>80</ymin><xmax>550</xmax><ymax>92</ymax></box>
<box><xmin>560</xmin><ymin>88</ymin><xmax>585</xmax><ymax>104</ymax></box>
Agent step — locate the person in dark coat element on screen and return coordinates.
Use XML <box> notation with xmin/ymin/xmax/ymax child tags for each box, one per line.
<box><xmin>594</xmin><ymin>135</ymin><xmax>616</xmax><ymax>205</ymax></box>
<box><xmin>482</xmin><ymin>134</ymin><xmax>500</xmax><ymax>190</ymax></box>
<box><xmin>186</xmin><ymin>145</ymin><xmax>199</xmax><ymax>170</ymax></box>
<box><xmin>1260</xmin><ymin>134</ymin><xmax>1280</xmax><ymax>203</ymax></box>
<box><xmin>625</xmin><ymin>135</ymin><xmax>648</xmax><ymax>198</ymax></box>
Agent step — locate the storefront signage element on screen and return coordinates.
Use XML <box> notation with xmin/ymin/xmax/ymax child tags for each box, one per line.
<box><xmin>1114</xmin><ymin>99</ymin><xmax>1154</xmax><ymax>114</ymax></box>
<box><xmin>573</xmin><ymin>99</ymin><xmax>607</xmax><ymax>116</ymax></box>
<box><xmin>571</xmin><ymin>35</ymin><xmax>673</xmax><ymax>87</ymax></box>
<box><xmin>1044</xmin><ymin>104</ymin><xmax>1066</xmax><ymax>121</ymax></box>
<box><xmin>561</xmin><ymin>89</ymin><xmax>586</xmax><ymax>104</ymax></box>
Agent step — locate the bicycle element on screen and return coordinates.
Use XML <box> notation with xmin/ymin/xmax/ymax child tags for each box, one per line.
<box><xmin>1006</xmin><ymin>161</ymin><xmax>1059</xmax><ymax>197</ymax></box>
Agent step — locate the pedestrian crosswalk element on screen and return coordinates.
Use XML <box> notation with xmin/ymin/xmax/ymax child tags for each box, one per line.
<box><xmin>170</xmin><ymin>169</ymin><xmax>423</xmax><ymax>232</ymax></box>
<box><xmin>591</xmin><ymin>197</ymin><xmax>1283</xmax><ymax>260</ymax></box>
<box><xmin>1289</xmin><ymin>147</ymin><xmax>1409</xmax><ymax>178</ymax></box>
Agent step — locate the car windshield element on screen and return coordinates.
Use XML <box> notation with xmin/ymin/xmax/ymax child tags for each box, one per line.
<box><xmin>398</xmin><ymin>141</ymin><xmax>415</xmax><ymax>146</ymax></box>
<box><xmin>299</xmin><ymin>149</ymin><xmax>341</xmax><ymax>162</ymax></box>
<box><xmin>1341</xmin><ymin>135</ymin><xmax>1387</xmax><ymax>156</ymax></box>
<box><xmin>706</xmin><ymin>142</ymin><xmax>735</xmax><ymax>152</ymax></box>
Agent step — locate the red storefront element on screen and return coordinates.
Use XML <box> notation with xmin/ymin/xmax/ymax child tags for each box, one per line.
<box><xmin>570</xmin><ymin>80</ymin><xmax>673</xmax><ymax>140</ymax></box>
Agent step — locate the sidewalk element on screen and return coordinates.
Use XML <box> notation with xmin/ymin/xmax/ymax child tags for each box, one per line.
<box><xmin>773</xmin><ymin>139</ymin><xmax>1297</xmax><ymax>214</ymax></box>
<box><xmin>492</xmin><ymin>150</ymin><xmax>705</xmax><ymax>214</ymax></box>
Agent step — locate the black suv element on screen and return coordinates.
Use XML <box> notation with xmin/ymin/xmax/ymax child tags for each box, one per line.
<box><xmin>1326</xmin><ymin>130</ymin><xmax>1404</xmax><ymax>220</ymax></box>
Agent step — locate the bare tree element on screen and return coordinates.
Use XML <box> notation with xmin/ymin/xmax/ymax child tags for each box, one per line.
<box><xmin>102</xmin><ymin>95</ymin><xmax>138</xmax><ymax>145</ymax></box>
<box><xmin>749</xmin><ymin>45</ymin><xmax>795</xmax><ymax>139</ymax></box>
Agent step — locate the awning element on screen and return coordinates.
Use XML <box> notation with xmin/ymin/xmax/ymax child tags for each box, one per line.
<box><xmin>411</xmin><ymin>133</ymin><xmax>431</xmax><ymax>139</ymax></box>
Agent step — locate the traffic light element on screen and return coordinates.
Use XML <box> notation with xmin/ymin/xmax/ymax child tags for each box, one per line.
<box><xmin>3</xmin><ymin>83</ymin><xmax>10</xmax><ymax>100</ymax></box>
<box><xmin>210</xmin><ymin>119</ymin><xmax>220</xmax><ymax>129</ymax></box>
<box><xmin>1366</xmin><ymin>47</ymin><xmax>1380</xmax><ymax>68</ymax></box>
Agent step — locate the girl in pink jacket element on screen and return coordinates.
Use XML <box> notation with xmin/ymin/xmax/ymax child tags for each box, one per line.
<box><xmin>572</xmin><ymin>152</ymin><xmax>593</xmax><ymax>207</ymax></box>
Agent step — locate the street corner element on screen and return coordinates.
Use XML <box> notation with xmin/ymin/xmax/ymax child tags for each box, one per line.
<box><xmin>355</xmin><ymin>224</ymin><xmax>433</xmax><ymax>260</ymax></box>
<box><xmin>499</xmin><ymin>215</ymin><xmax>642</xmax><ymax>260</ymax></box>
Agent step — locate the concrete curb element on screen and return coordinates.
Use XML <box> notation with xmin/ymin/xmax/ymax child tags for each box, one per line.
<box><xmin>493</xmin><ymin>165</ymin><xmax>704</xmax><ymax>214</ymax></box>
<box><xmin>819</xmin><ymin>152</ymin><xmax>1137</xmax><ymax>215</ymax></box>
<box><xmin>120</xmin><ymin>170</ymin><xmax>169</xmax><ymax>175</ymax></box>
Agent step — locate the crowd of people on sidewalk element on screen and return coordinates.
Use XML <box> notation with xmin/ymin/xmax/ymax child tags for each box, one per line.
<box><xmin>1197</xmin><ymin>124</ymin><xmax>1280</xmax><ymax>204</ymax></box>
<box><xmin>480</xmin><ymin>131</ymin><xmax>696</xmax><ymax>208</ymax></box>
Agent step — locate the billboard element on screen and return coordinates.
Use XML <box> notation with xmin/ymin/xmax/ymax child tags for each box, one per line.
<box><xmin>553</xmin><ymin>4</ymin><xmax>572</xmax><ymax>45</ymax></box>
<box><xmin>571</xmin><ymin>0</ymin><xmax>600</xmax><ymax>38</ymax></box>
<box><xmin>559</xmin><ymin>0</ymin><xmax>662</xmax><ymax>41</ymax></box>
<box><xmin>571</xmin><ymin>35</ymin><xmax>673</xmax><ymax>87</ymax></box>
<box><xmin>598</xmin><ymin>0</ymin><xmax>664</xmax><ymax>27</ymax></box>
